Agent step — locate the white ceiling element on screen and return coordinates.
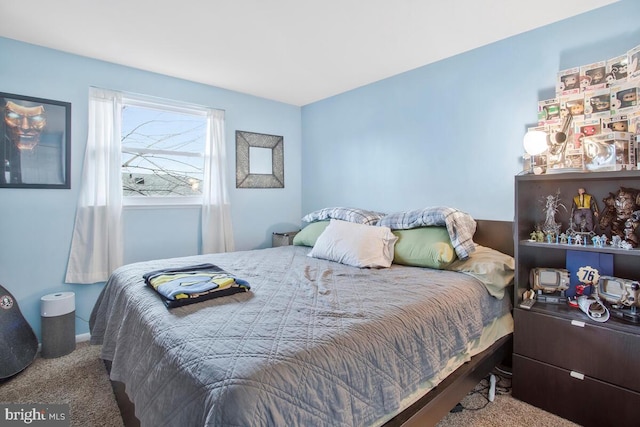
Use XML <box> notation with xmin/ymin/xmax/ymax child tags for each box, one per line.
<box><xmin>0</xmin><ymin>0</ymin><xmax>618</xmax><ymax>106</ymax></box>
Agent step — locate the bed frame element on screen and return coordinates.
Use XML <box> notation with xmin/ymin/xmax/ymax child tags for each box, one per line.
<box><xmin>106</xmin><ymin>219</ymin><xmax>514</xmax><ymax>427</ymax></box>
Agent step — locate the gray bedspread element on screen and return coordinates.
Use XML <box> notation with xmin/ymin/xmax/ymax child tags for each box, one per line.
<box><xmin>90</xmin><ymin>246</ymin><xmax>511</xmax><ymax>427</ymax></box>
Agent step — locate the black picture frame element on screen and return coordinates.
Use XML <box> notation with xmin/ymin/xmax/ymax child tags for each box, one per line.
<box><xmin>0</xmin><ymin>92</ymin><xmax>71</xmax><ymax>189</ymax></box>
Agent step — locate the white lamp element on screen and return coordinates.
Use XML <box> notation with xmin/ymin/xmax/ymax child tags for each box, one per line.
<box><xmin>523</xmin><ymin>130</ymin><xmax>548</xmax><ymax>156</ymax></box>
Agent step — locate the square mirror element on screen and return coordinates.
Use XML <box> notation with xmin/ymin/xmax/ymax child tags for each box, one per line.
<box><xmin>236</xmin><ymin>131</ymin><xmax>284</xmax><ymax>188</ymax></box>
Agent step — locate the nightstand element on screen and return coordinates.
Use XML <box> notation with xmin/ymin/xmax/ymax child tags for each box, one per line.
<box><xmin>272</xmin><ymin>230</ymin><xmax>300</xmax><ymax>247</ymax></box>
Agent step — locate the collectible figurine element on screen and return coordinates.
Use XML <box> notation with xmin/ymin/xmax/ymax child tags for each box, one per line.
<box><xmin>620</xmin><ymin>240</ymin><xmax>633</xmax><ymax>250</ymax></box>
<box><xmin>608</xmin><ymin>120</ymin><xmax>628</xmax><ymax>132</ymax></box>
<box><xmin>586</xmin><ymin>67</ymin><xmax>606</xmax><ymax>85</ymax></box>
<box><xmin>590</xmin><ymin>95</ymin><xmax>610</xmax><ymax>113</ymax></box>
<box><xmin>561</xmin><ymin>74</ymin><xmax>579</xmax><ymax>91</ymax></box>
<box><xmin>620</xmin><ymin>89</ymin><xmax>638</xmax><ymax>109</ymax></box>
<box><xmin>611</xmin><ymin>235</ymin><xmax>622</xmax><ymax>248</ymax></box>
<box><xmin>599</xmin><ymin>187</ymin><xmax>640</xmax><ymax>248</ymax></box>
<box><xmin>599</xmin><ymin>192</ymin><xmax>617</xmax><ymax>232</ymax></box>
<box><xmin>541</xmin><ymin>190</ymin><xmax>566</xmax><ymax>240</ymax></box>
<box><xmin>580</xmin><ymin>75</ymin><xmax>592</xmax><ymax>90</ymax></box>
<box><xmin>581</xmin><ymin>125</ymin><xmax>598</xmax><ymax>136</ymax></box>
<box><xmin>567</xmin><ymin>101</ymin><xmax>584</xmax><ymax>116</ymax></box>
<box><xmin>570</xmin><ymin>188</ymin><xmax>599</xmax><ymax>233</ymax></box>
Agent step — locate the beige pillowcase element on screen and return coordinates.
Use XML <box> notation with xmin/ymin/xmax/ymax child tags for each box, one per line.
<box><xmin>447</xmin><ymin>245</ymin><xmax>515</xmax><ymax>299</ymax></box>
<box><xmin>309</xmin><ymin>219</ymin><xmax>398</xmax><ymax>268</ymax></box>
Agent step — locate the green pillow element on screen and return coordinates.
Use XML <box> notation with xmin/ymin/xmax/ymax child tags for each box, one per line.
<box><xmin>292</xmin><ymin>221</ymin><xmax>330</xmax><ymax>247</ymax></box>
<box><xmin>392</xmin><ymin>227</ymin><xmax>456</xmax><ymax>269</ymax></box>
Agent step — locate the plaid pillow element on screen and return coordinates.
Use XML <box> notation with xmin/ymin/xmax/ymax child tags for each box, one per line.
<box><xmin>378</xmin><ymin>207</ymin><xmax>477</xmax><ymax>259</ymax></box>
<box><xmin>302</xmin><ymin>207</ymin><xmax>386</xmax><ymax>226</ymax></box>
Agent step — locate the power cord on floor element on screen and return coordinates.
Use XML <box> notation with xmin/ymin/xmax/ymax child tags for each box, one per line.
<box><xmin>449</xmin><ymin>371</ymin><xmax>513</xmax><ymax>413</ymax></box>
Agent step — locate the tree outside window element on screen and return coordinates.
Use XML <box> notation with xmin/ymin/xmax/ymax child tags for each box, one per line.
<box><xmin>121</xmin><ymin>100</ymin><xmax>207</xmax><ymax>199</ymax></box>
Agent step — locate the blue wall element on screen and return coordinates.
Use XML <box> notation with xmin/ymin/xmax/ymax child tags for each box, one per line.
<box><xmin>301</xmin><ymin>0</ymin><xmax>640</xmax><ymax>221</ymax></box>
<box><xmin>2</xmin><ymin>0</ymin><xmax>639</xmax><ymax>341</ymax></box>
<box><xmin>0</xmin><ymin>38</ymin><xmax>302</xmax><ymax>339</ymax></box>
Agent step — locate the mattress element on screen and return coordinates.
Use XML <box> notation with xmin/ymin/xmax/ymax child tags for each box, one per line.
<box><xmin>90</xmin><ymin>245</ymin><xmax>512</xmax><ymax>427</ymax></box>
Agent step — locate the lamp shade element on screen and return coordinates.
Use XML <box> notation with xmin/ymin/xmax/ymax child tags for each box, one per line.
<box><xmin>523</xmin><ymin>130</ymin><xmax>548</xmax><ymax>155</ymax></box>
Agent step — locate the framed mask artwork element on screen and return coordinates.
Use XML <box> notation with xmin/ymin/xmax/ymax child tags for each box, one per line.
<box><xmin>0</xmin><ymin>92</ymin><xmax>71</xmax><ymax>189</ymax></box>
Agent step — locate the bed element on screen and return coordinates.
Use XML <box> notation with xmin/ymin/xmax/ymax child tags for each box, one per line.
<box><xmin>90</xmin><ymin>210</ymin><xmax>514</xmax><ymax>427</ymax></box>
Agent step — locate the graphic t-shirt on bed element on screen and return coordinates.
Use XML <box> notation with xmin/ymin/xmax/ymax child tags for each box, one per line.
<box><xmin>143</xmin><ymin>263</ymin><xmax>250</xmax><ymax>308</ymax></box>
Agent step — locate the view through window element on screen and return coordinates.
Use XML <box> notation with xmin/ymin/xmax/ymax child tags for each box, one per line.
<box><xmin>121</xmin><ymin>97</ymin><xmax>207</xmax><ymax>200</ymax></box>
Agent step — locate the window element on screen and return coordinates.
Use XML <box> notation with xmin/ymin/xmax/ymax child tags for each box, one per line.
<box><xmin>121</xmin><ymin>96</ymin><xmax>208</xmax><ymax>204</ymax></box>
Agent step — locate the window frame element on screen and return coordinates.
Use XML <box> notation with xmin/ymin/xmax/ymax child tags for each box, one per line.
<box><xmin>120</xmin><ymin>94</ymin><xmax>210</xmax><ymax>207</ymax></box>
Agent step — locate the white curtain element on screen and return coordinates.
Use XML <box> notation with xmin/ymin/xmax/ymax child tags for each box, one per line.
<box><xmin>202</xmin><ymin>109</ymin><xmax>234</xmax><ymax>253</ymax></box>
<box><xmin>65</xmin><ymin>88</ymin><xmax>123</xmax><ymax>284</ymax></box>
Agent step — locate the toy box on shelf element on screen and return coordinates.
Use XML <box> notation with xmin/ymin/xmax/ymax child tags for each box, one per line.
<box><xmin>575</xmin><ymin>118</ymin><xmax>601</xmax><ymax>139</ymax></box>
<box><xmin>583</xmin><ymin>134</ymin><xmax>616</xmax><ymax>172</ymax></box>
<box><xmin>613</xmin><ymin>132</ymin><xmax>635</xmax><ymax>171</ymax></box>
<box><xmin>606</xmin><ymin>54</ymin><xmax>629</xmax><ymax>83</ymax></box>
<box><xmin>538</xmin><ymin>98</ymin><xmax>561</xmax><ymax>125</ymax></box>
<box><xmin>580</xmin><ymin>61</ymin><xmax>608</xmax><ymax>91</ymax></box>
<box><xmin>602</xmin><ymin>114</ymin><xmax>630</xmax><ymax>133</ymax></box>
<box><xmin>610</xmin><ymin>81</ymin><xmax>639</xmax><ymax>116</ymax></box>
<box><xmin>628</xmin><ymin>109</ymin><xmax>640</xmax><ymax>134</ymax></box>
<box><xmin>628</xmin><ymin>44</ymin><xmax>640</xmax><ymax>80</ymax></box>
<box><xmin>584</xmin><ymin>87</ymin><xmax>611</xmax><ymax>119</ymax></box>
<box><xmin>526</xmin><ymin>42</ymin><xmax>640</xmax><ymax>174</ymax></box>
<box><xmin>582</xmin><ymin>132</ymin><xmax>633</xmax><ymax>172</ymax></box>
<box><xmin>556</xmin><ymin>67</ymin><xmax>581</xmax><ymax>96</ymax></box>
<box><xmin>560</xmin><ymin>93</ymin><xmax>585</xmax><ymax>120</ymax></box>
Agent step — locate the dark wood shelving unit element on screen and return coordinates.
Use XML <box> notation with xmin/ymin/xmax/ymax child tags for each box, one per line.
<box><xmin>512</xmin><ymin>171</ymin><xmax>640</xmax><ymax>427</ymax></box>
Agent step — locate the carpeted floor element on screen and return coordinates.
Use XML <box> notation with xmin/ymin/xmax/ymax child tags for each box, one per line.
<box><xmin>1</xmin><ymin>342</ymin><xmax>578</xmax><ymax>426</ymax></box>
<box><xmin>436</xmin><ymin>373</ymin><xmax>579</xmax><ymax>427</ymax></box>
<box><xmin>0</xmin><ymin>341</ymin><xmax>123</xmax><ymax>427</ymax></box>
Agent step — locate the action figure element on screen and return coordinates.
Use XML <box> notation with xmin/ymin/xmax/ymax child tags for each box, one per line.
<box><xmin>541</xmin><ymin>190</ymin><xmax>566</xmax><ymax>240</ymax></box>
<box><xmin>599</xmin><ymin>192</ymin><xmax>617</xmax><ymax>232</ymax></box>
<box><xmin>570</xmin><ymin>188</ymin><xmax>599</xmax><ymax>233</ymax></box>
<box><xmin>599</xmin><ymin>187</ymin><xmax>640</xmax><ymax>248</ymax></box>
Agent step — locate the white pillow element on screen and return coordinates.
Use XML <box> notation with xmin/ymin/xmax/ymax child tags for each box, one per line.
<box><xmin>309</xmin><ymin>219</ymin><xmax>398</xmax><ymax>268</ymax></box>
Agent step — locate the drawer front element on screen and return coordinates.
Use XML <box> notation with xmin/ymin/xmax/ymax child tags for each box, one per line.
<box><xmin>514</xmin><ymin>308</ymin><xmax>640</xmax><ymax>392</ymax></box>
<box><xmin>513</xmin><ymin>354</ymin><xmax>640</xmax><ymax>427</ymax></box>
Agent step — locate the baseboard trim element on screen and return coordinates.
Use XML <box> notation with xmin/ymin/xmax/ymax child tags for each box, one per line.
<box><xmin>37</xmin><ymin>333</ymin><xmax>92</xmax><ymax>353</ymax></box>
<box><xmin>76</xmin><ymin>333</ymin><xmax>91</xmax><ymax>343</ymax></box>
